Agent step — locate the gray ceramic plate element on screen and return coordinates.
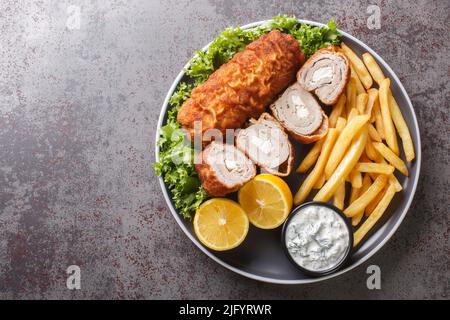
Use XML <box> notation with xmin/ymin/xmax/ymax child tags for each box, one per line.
<box><xmin>155</xmin><ymin>19</ymin><xmax>421</xmax><ymax>284</ymax></box>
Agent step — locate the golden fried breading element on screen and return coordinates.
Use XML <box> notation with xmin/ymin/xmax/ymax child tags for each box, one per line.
<box><xmin>177</xmin><ymin>30</ymin><xmax>304</xmax><ymax>142</ymax></box>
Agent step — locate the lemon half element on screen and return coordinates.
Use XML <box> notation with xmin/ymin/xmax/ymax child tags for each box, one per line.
<box><xmin>193</xmin><ymin>198</ymin><xmax>249</xmax><ymax>251</ymax></box>
<box><xmin>238</xmin><ymin>174</ymin><xmax>293</xmax><ymax>229</ymax></box>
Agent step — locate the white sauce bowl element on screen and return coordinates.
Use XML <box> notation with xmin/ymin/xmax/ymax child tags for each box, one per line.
<box><xmin>281</xmin><ymin>201</ymin><xmax>354</xmax><ymax>277</ymax></box>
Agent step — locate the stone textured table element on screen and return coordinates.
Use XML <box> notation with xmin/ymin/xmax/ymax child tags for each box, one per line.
<box><xmin>0</xmin><ymin>0</ymin><xmax>448</xmax><ymax>299</ymax></box>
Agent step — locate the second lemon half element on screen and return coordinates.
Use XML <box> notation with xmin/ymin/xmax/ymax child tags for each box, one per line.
<box><xmin>238</xmin><ymin>174</ymin><xmax>293</xmax><ymax>229</ymax></box>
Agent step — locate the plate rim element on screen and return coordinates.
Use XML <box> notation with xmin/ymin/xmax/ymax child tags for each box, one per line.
<box><xmin>154</xmin><ymin>19</ymin><xmax>422</xmax><ymax>284</ymax></box>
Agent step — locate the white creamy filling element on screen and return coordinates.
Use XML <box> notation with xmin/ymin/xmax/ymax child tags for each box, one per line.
<box><xmin>208</xmin><ymin>144</ymin><xmax>251</xmax><ymax>185</ymax></box>
<box><xmin>285</xmin><ymin>205</ymin><xmax>350</xmax><ymax>272</ymax></box>
<box><xmin>311</xmin><ymin>66</ymin><xmax>333</xmax><ymax>83</ymax></box>
<box><xmin>249</xmin><ymin>135</ymin><xmax>273</xmax><ymax>155</ymax></box>
<box><xmin>224</xmin><ymin>159</ymin><xmax>238</xmax><ymax>171</ymax></box>
<box><xmin>296</xmin><ymin>105</ymin><xmax>310</xmax><ymax>119</ymax></box>
<box><xmin>291</xmin><ymin>95</ymin><xmax>310</xmax><ymax>119</ymax></box>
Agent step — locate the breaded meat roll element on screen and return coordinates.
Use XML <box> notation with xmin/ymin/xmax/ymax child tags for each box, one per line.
<box><xmin>178</xmin><ymin>30</ymin><xmax>304</xmax><ymax>142</ymax></box>
<box><xmin>195</xmin><ymin>142</ymin><xmax>256</xmax><ymax>197</ymax></box>
<box><xmin>297</xmin><ymin>46</ymin><xmax>350</xmax><ymax>105</ymax></box>
<box><xmin>270</xmin><ymin>83</ymin><xmax>328</xmax><ymax>144</ymax></box>
<box><xmin>236</xmin><ymin>113</ymin><xmax>294</xmax><ymax>176</ymax></box>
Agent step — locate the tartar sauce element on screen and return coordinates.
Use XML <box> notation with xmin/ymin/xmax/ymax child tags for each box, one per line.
<box><xmin>285</xmin><ymin>205</ymin><xmax>350</xmax><ymax>272</ymax></box>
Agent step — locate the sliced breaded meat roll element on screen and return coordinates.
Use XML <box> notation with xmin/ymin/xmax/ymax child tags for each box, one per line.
<box><xmin>270</xmin><ymin>83</ymin><xmax>328</xmax><ymax>144</ymax></box>
<box><xmin>297</xmin><ymin>46</ymin><xmax>350</xmax><ymax>105</ymax></box>
<box><xmin>236</xmin><ymin>113</ymin><xmax>294</xmax><ymax>176</ymax></box>
<box><xmin>195</xmin><ymin>142</ymin><xmax>256</xmax><ymax>197</ymax></box>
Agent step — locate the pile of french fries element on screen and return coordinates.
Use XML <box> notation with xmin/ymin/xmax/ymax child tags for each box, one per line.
<box><xmin>294</xmin><ymin>43</ymin><xmax>415</xmax><ymax>247</ymax></box>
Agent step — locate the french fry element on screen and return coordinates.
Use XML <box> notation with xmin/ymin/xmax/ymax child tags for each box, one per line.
<box><xmin>352</xmin><ymin>215</ymin><xmax>363</xmax><ymax>226</ymax></box>
<box><xmin>333</xmin><ymin>182</ymin><xmax>346</xmax><ymax>210</ymax></box>
<box><xmin>355</xmin><ymin>162</ymin><xmax>395</xmax><ymax>175</ymax></box>
<box><xmin>357</xmin><ymin>161</ymin><xmax>395</xmax><ymax>175</ymax></box>
<box><xmin>362</xmin><ymin>174</ymin><xmax>374</xmax><ymax>194</ymax></box>
<box><xmin>346</xmin><ymin>78</ymin><xmax>357</xmax><ymax>115</ymax></box>
<box><xmin>359</xmin><ymin>151</ymin><xmax>371</xmax><ymax>163</ymax></box>
<box><xmin>314</xmin><ymin>128</ymin><xmax>368</xmax><ymax>202</ymax></box>
<box><xmin>350</xmin><ymin>64</ymin><xmax>366</xmax><ymax>95</ymax></box>
<box><xmin>366</xmin><ymin>88</ymin><xmax>379</xmax><ymax>121</ymax></box>
<box><xmin>347</xmin><ymin>108</ymin><xmax>359</xmax><ymax>121</ymax></box>
<box><xmin>352</xmin><ymin>210</ymin><xmax>363</xmax><ymax>226</ymax></box>
<box><xmin>349</xmin><ymin>185</ymin><xmax>361</xmax><ymax>204</ymax></box>
<box><xmin>356</xmin><ymin>93</ymin><xmax>369</xmax><ymax>115</ymax></box>
<box><xmin>388</xmin><ymin>173</ymin><xmax>403</xmax><ymax>192</ymax></box>
<box><xmin>388</xmin><ymin>92</ymin><xmax>415</xmax><ymax>161</ymax></box>
<box><xmin>365</xmin><ymin>139</ymin><xmax>383</xmax><ymax>162</ymax></box>
<box><xmin>373</xmin><ymin>142</ymin><xmax>409</xmax><ymax>176</ymax></box>
<box><xmin>341</xmin><ymin>43</ymin><xmax>373</xmax><ymax>89</ymax></box>
<box><xmin>296</xmin><ymin>139</ymin><xmax>325</xmax><ymax>173</ymax></box>
<box><xmin>368</xmin><ymin>123</ymin><xmax>382</xmax><ymax>142</ymax></box>
<box><xmin>362</xmin><ymin>52</ymin><xmax>386</xmax><ymax>85</ymax></box>
<box><xmin>344</xmin><ymin>175</ymin><xmax>388</xmax><ymax>217</ymax></box>
<box><xmin>365</xmin><ymin>186</ymin><xmax>386</xmax><ymax>217</ymax></box>
<box><xmin>349</xmin><ymin>168</ymin><xmax>362</xmax><ymax>188</ymax></box>
<box><xmin>325</xmin><ymin>115</ymin><xmax>370</xmax><ymax>179</ymax></box>
<box><xmin>377</xmin><ymin>158</ymin><xmax>403</xmax><ymax>192</ymax></box>
<box><xmin>335</xmin><ymin>117</ymin><xmax>347</xmax><ymax>132</ymax></box>
<box><xmin>354</xmin><ymin>183</ymin><xmax>397</xmax><ymax>247</ymax></box>
<box><xmin>373</xmin><ymin>100</ymin><xmax>385</xmax><ymax>139</ymax></box>
<box><xmin>351</xmin><ymin>174</ymin><xmax>372</xmax><ymax>224</ymax></box>
<box><xmin>379</xmin><ymin>78</ymin><xmax>400</xmax><ymax>155</ymax></box>
<box><xmin>313</xmin><ymin>173</ymin><xmax>326</xmax><ymax>189</ymax></box>
<box><xmin>350</xmin><ymin>186</ymin><xmax>363</xmax><ymax>226</ymax></box>
<box><xmin>329</xmin><ymin>94</ymin><xmax>346</xmax><ymax>128</ymax></box>
<box><xmin>294</xmin><ymin>129</ymin><xmax>339</xmax><ymax>205</ymax></box>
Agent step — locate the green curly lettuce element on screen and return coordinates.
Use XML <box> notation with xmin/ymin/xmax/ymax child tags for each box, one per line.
<box><xmin>153</xmin><ymin>83</ymin><xmax>209</xmax><ymax>219</ymax></box>
<box><xmin>154</xmin><ymin>15</ymin><xmax>342</xmax><ymax>219</ymax></box>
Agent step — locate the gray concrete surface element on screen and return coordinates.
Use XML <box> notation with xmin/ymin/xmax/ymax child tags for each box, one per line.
<box><xmin>0</xmin><ymin>0</ymin><xmax>448</xmax><ymax>299</ymax></box>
